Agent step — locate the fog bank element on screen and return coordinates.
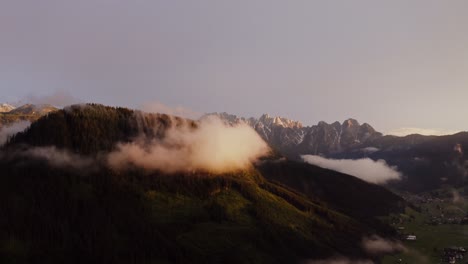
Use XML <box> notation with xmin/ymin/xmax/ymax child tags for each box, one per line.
<box><xmin>108</xmin><ymin>116</ymin><xmax>270</xmax><ymax>173</ymax></box>
<box><xmin>302</xmin><ymin>155</ymin><xmax>401</xmax><ymax>184</ymax></box>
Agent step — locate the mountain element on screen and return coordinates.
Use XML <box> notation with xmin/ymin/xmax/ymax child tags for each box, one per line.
<box><xmin>298</xmin><ymin>119</ymin><xmax>382</xmax><ymax>155</ymax></box>
<box><xmin>1</xmin><ymin>104</ymin><xmax>404</xmax><ymax>263</ymax></box>
<box><xmin>206</xmin><ymin>113</ymin><xmax>382</xmax><ymax>156</ymax></box>
<box><xmin>0</xmin><ymin>103</ymin><xmax>15</xmax><ymax>113</ymax></box>
<box><xmin>8</xmin><ymin>104</ymin><xmax>58</xmax><ymax>115</ymax></box>
<box><xmin>205</xmin><ymin>113</ymin><xmax>305</xmax><ymax>151</ymax></box>
<box><xmin>0</xmin><ymin>104</ymin><xmax>58</xmax><ymax>129</ymax></box>
<box><xmin>211</xmin><ymin>112</ymin><xmax>468</xmax><ymax>192</ymax></box>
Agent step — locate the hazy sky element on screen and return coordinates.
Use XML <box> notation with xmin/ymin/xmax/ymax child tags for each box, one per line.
<box><xmin>1</xmin><ymin>1</ymin><xmax>468</xmax><ymax>134</ymax></box>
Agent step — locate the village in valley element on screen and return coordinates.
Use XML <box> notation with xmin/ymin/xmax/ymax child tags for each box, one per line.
<box><xmin>383</xmin><ymin>187</ymin><xmax>468</xmax><ymax>264</ymax></box>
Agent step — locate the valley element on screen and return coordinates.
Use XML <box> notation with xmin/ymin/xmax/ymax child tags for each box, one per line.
<box><xmin>383</xmin><ymin>188</ymin><xmax>468</xmax><ymax>264</ymax></box>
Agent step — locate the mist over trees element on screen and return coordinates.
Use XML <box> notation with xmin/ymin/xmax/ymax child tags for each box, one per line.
<box><xmin>0</xmin><ymin>104</ymin><xmax>403</xmax><ymax>264</ymax></box>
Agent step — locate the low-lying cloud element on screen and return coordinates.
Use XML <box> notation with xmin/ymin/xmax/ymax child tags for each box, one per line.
<box><xmin>305</xmin><ymin>236</ymin><xmax>407</xmax><ymax>264</ymax></box>
<box><xmin>362</xmin><ymin>235</ymin><xmax>405</xmax><ymax>255</ymax></box>
<box><xmin>304</xmin><ymin>258</ymin><xmax>373</xmax><ymax>264</ymax></box>
<box><xmin>108</xmin><ymin>116</ymin><xmax>270</xmax><ymax>173</ymax></box>
<box><xmin>0</xmin><ymin>121</ymin><xmax>30</xmax><ymax>145</ymax></box>
<box><xmin>0</xmin><ymin>146</ymin><xmax>96</xmax><ymax>172</ymax></box>
<box><xmin>303</xmin><ymin>235</ymin><xmax>429</xmax><ymax>264</ymax></box>
<box><xmin>301</xmin><ymin>155</ymin><xmax>401</xmax><ymax>184</ymax></box>
<box><xmin>360</xmin><ymin>147</ymin><xmax>379</xmax><ymax>154</ymax></box>
<box><xmin>451</xmin><ymin>189</ymin><xmax>466</xmax><ymax>205</ymax></box>
<box><xmin>22</xmin><ymin>146</ymin><xmax>95</xmax><ymax>170</ymax></box>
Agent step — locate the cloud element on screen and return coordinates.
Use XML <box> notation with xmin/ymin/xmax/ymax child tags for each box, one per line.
<box><xmin>305</xmin><ymin>235</ymin><xmax>412</xmax><ymax>264</ymax></box>
<box><xmin>0</xmin><ymin>121</ymin><xmax>30</xmax><ymax>145</ymax></box>
<box><xmin>451</xmin><ymin>189</ymin><xmax>465</xmax><ymax>205</ymax></box>
<box><xmin>301</xmin><ymin>155</ymin><xmax>401</xmax><ymax>184</ymax></box>
<box><xmin>141</xmin><ymin>102</ymin><xmax>202</xmax><ymax>120</ymax></box>
<box><xmin>362</xmin><ymin>235</ymin><xmax>405</xmax><ymax>255</ymax></box>
<box><xmin>305</xmin><ymin>236</ymin><xmax>407</xmax><ymax>264</ymax></box>
<box><xmin>108</xmin><ymin>115</ymin><xmax>270</xmax><ymax>173</ymax></box>
<box><xmin>386</xmin><ymin>127</ymin><xmax>461</xmax><ymax>136</ymax></box>
<box><xmin>22</xmin><ymin>146</ymin><xmax>95</xmax><ymax>170</ymax></box>
<box><xmin>360</xmin><ymin>147</ymin><xmax>379</xmax><ymax>154</ymax></box>
<box><xmin>305</xmin><ymin>235</ymin><xmax>428</xmax><ymax>264</ymax></box>
<box><xmin>304</xmin><ymin>258</ymin><xmax>374</xmax><ymax>264</ymax></box>
<box><xmin>0</xmin><ymin>146</ymin><xmax>95</xmax><ymax>171</ymax></box>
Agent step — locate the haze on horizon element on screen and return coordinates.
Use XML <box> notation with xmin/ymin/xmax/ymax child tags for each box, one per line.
<box><xmin>1</xmin><ymin>1</ymin><xmax>468</xmax><ymax>135</ymax></box>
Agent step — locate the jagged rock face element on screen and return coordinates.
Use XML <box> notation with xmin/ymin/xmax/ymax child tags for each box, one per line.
<box><xmin>254</xmin><ymin>114</ymin><xmax>305</xmax><ymax>150</ymax></box>
<box><xmin>301</xmin><ymin>121</ymin><xmax>343</xmax><ymax>154</ymax></box>
<box><xmin>204</xmin><ymin>112</ymin><xmax>307</xmax><ymax>151</ymax></box>
<box><xmin>205</xmin><ymin>113</ymin><xmax>382</xmax><ymax>156</ymax></box>
<box><xmin>298</xmin><ymin>119</ymin><xmax>382</xmax><ymax>155</ymax></box>
<box><xmin>258</xmin><ymin>114</ymin><xmax>303</xmax><ymax>129</ymax></box>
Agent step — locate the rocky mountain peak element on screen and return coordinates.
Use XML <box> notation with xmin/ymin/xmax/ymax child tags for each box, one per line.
<box><xmin>204</xmin><ymin>112</ymin><xmax>383</xmax><ymax>156</ymax></box>
<box><xmin>9</xmin><ymin>104</ymin><xmax>58</xmax><ymax>115</ymax></box>
<box><xmin>360</xmin><ymin>123</ymin><xmax>376</xmax><ymax>133</ymax></box>
<box><xmin>317</xmin><ymin>121</ymin><xmax>328</xmax><ymax>126</ymax></box>
<box><xmin>207</xmin><ymin>112</ymin><xmax>244</xmax><ymax>124</ymax></box>
<box><xmin>258</xmin><ymin>114</ymin><xmax>303</xmax><ymax>128</ymax></box>
<box><xmin>0</xmin><ymin>103</ymin><xmax>16</xmax><ymax>113</ymax></box>
<box><xmin>343</xmin><ymin>118</ymin><xmax>359</xmax><ymax>128</ymax></box>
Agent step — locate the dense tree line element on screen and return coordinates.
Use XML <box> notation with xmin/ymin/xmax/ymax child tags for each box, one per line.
<box><xmin>6</xmin><ymin>104</ymin><xmax>193</xmax><ymax>155</ymax></box>
<box><xmin>0</xmin><ymin>104</ymin><xmax>401</xmax><ymax>263</ymax></box>
<box><xmin>0</xmin><ymin>156</ymin><xmax>381</xmax><ymax>264</ymax></box>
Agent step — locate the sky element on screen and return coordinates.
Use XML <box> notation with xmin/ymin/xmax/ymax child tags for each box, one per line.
<box><xmin>1</xmin><ymin>0</ymin><xmax>468</xmax><ymax>135</ymax></box>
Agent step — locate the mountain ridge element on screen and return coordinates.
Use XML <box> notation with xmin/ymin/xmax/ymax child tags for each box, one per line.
<box><xmin>207</xmin><ymin>112</ymin><xmax>468</xmax><ymax>192</ymax></box>
<box><xmin>0</xmin><ymin>103</ymin><xmax>59</xmax><ymax>129</ymax></box>
<box><xmin>5</xmin><ymin>105</ymin><xmax>467</xmax><ymax>192</ymax></box>
<box><xmin>205</xmin><ymin>112</ymin><xmax>383</xmax><ymax>156</ymax></box>
<box><xmin>0</xmin><ymin>103</ymin><xmax>404</xmax><ymax>263</ymax></box>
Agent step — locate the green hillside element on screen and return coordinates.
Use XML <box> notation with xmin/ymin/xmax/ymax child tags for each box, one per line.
<box><xmin>1</xmin><ymin>104</ymin><xmax>404</xmax><ymax>263</ymax></box>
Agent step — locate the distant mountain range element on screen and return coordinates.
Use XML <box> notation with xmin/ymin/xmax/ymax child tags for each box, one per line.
<box><xmin>208</xmin><ymin>112</ymin><xmax>468</xmax><ymax>192</ymax></box>
<box><xmin>206</xmin><ymin>112</ymin><xmax>383</xmax><ymax>155</ymax></box>
<box><xmin>2</xmin><ymin>105</ymin><xmax>467</xmax><ymax>192</ymax></box>
<box><xmin>0</xmin><ymin>104</ymin><xmax>58</xmax><ymax>128</ymax></box>
<box><xmin>8</xmin><ymin>104</ymin><xmax>58</xmax><ymax>115</ymax></box>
